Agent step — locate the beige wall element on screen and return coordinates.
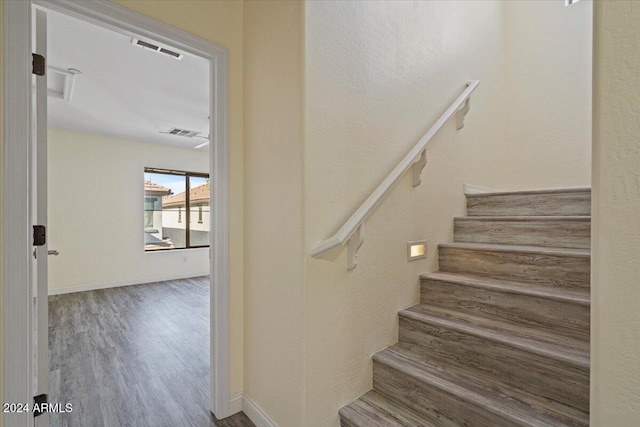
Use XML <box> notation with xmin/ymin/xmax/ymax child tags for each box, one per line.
<box><xmin>303</xmin><ymin>1</ymin><xmax>591</xmax><ymax>426</ymax></box>
<box><xmin>47</xmin><ymin>128</ymin><xmax>209</xmax><ymax>291</ymax></box>
<box><xmin>592</xmin><ymin>1</ymin><xmax>640</xmax><ymax>425</ymax></box>
<box><xmin>503</xmin><ymin>0</ymin><xmax>592</xmax><ymax>189</ymax></box>
<box><xmin>111</xmin><ymin>0</ymin><xmax>245</xmax><ymax>396</ymax></box>
<box><xmin>242</xmin><ymin>1</ymin><xmax>306</xmax><ymax>425</ymax></box>
<box><xmin>304</xmin><ymin>2</ymin><xmax>505</xmax><ymax>424</ymax></box>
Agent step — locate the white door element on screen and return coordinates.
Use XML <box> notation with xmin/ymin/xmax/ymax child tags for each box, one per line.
<box><xmin>32</xmin><ymin>7</ymin><xmax>50</xmax><ymax>427</ymax></box>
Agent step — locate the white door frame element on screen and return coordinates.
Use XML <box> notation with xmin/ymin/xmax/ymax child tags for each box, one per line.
<box><xmin>2</xmin><ymin>0</ymin><xmax>231</xmax><ymax>424</ymax></box>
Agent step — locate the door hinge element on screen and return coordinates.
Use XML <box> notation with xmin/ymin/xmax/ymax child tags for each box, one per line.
<box><xmin>33</xmin><ymin>225</ymin><xmax>46</xmax><ymax>246</ymax></box>
<box><xmin>33</xmin><ymin>393</ymin><xmax>48</xmax><ymax>417</ymax></box>
<box><xmin>32</xmin><ymin>53</ymin><xmax>46</xmax><ymax>76</ymax></box>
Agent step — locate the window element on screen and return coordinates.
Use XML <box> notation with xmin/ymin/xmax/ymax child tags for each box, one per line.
<box><xmin>144</xmin><ymin>168</ymin><xmax>210</xmax><ymax>251</ymax></box>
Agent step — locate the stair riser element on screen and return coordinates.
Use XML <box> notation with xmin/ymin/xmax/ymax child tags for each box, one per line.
<box><xmin>466</xmin><ymin>191</ymin><xmax>591</xmax><ymax>217</ymax></box>
<box><xmin>339</xmin><ymin>400</ymin><xmax>408</xmax><ymax>427</ymax></box>
<box><xmin>340</xmin><ymin>418</ymin><xmax>360</xmax><ymax>427</ymax></box>
<box><xmin>454</xmin><ymin>219</ymin><xmax>590</xmax><ymax>249</ymax></box>
<box><xmin>360</xmin><ymin>391</ymin><xmax>454</xmax><ymax>427</ymax></box>
<box><xmin>420</xmin><ymin>279</ymin><xmax>590</xmax><ymax>342</ymax></box>
<box><xmin>373</xmin><ymin>359</ymin><xmax>530</xmax><ymax>427</ymax></box>
<box><xmin>398</xmin><ymin>317</ymin><xmax>589</xmax><ymax>412</ymax></box>
<box><xmin>439</xmin><ymin>247</ymin><xmax>590</xmax><ymax>289</ymax></box>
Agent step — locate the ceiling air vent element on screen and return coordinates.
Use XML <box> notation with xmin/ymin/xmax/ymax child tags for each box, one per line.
<box><xmin>131</xmin><ymin>38</ymin><xmax>184</xmax><ymax>60</ymax></box>
<box><xmin>162</xmin><ymin>127</ymin><xmax>201</xmax><ymax>138</ymax></box>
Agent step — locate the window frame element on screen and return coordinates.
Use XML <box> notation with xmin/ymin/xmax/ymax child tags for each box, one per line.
<box><xmin>144</xmin><ymin>167</ymin><xmax>210</xmax><ymax>251</ymax></box>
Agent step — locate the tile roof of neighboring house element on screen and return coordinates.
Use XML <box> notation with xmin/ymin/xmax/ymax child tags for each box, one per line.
<box><xmin>163</xmin><ymin>183</ymin><xmax>209</xmax><ymax>208</ymax></box>
<box><xmin>144</xmin><ymin>180</ymin><xmax>172</xmax><ymax>195</ymax></box>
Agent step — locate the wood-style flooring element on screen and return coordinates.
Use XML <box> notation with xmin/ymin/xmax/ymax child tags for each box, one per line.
<box><xmin>340</xmin><ymin>188</ymin><xmax>591</xmax><ymax>426</ymax></box>
<box><xmin>49</xmin><ymin>277</ymin><xmax>254</xmax><ymax>427</ymax></box>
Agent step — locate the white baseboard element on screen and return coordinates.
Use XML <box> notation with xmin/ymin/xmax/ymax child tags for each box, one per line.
<box><xmin>229</xmin><ymin>392</ymin><xmax>243</xmax><ymax>415</ymax></box>
<box><xmin>48</xmin><ymin>271</ymin><xmax>210</xmax><ymax>295</ymax></box>
<box><xmin>240</xmin><ymin>393</ymin><xmax>279</xmax><ymax>427</ymax></box>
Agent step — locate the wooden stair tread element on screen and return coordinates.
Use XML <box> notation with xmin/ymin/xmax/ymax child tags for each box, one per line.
<box><xmin>453</xmin><ymin>215</ymin><xmax>591</xmax><ymax>249</ymax></box>
<box><xmin>438</xmin><ymin>242</ymin><xmax>590</xmax><ymax>257</ymax></box>
<box><xmin>375</xmin><ymin>347</ymin><xmax>587</xmax><ymax>427</ymax></box>
<box><xmin>399</xmin><ymin>305</ymin><xmax>589</xmax><ymax>366</ymax></box>
<box><xmin>339</xmin><ymin>390</ymin><xmax>438</xmax><ymax>427</ymax></box>
<box><xmin>454</xmin><ymin>215</ymin><xmax>591</xmax><ymax>221</ymax></box>
<box><xmin>465</xmin><ymin>187</ymin><xmax>591</xmax><ymax>217</ymax></box>
<box><xmin>340</xmin><ymin>187</ymin><xmax>591</xmax><ymax>427</ymax></box>
<box><xmin>465</xmin><ymin>187</ymin><xmax>591</xmax><ymax>198</ymax></box>
<box><xmin>420</xmin><ymin>271</ymin><xmax>590</xmax><ymax>306</ymax></box>
<box><xmin>438</xmin><ymin>242</ymin><xmax>591</xmax><ymax>289</ymax></box>
<box><xmin>388</xmin><ymin>345</ymin><xmax>590</xmax><ymax>426</ymax></box>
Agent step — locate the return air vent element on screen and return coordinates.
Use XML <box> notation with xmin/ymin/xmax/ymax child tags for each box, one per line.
<box><xmin>47</xmin><ymin>66</ymin><xmax>81</xmax><ymax>102</ymax></box>
<box><xmin>131</xmin><ymin>38</ymin><xmax>184</xmax><ymax>60</ymax></box>
<box><xmin>163</xmin><ymin>128</ymin><xmax>201</xmax><ymax>138</ymax></box>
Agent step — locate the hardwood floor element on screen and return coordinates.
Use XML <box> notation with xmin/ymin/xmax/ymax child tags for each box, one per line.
<box><xmin>48</xmin><ymin>277</ymin><xmax>254</xmax><ymax>427</ymax></box>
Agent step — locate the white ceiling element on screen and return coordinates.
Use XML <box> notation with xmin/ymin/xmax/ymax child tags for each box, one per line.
<box><xmin>46</xmin><ymin>9</ymin><xmax>210</xmax><ymax>150</ymax></box>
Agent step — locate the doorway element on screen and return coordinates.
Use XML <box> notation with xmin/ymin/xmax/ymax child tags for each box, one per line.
<box><xmin>2</xmin><ymin>1</ymin><xmax>231</xmax><ymax>425</ymax></box>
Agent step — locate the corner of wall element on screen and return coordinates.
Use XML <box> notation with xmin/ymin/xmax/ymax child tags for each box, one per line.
<box><xmin>591</xmin><ymin>1</ymin><xmax>640</xmax><ymax>424</ymax></box>
<box><xmin>299</xmin><ymin>1</ymin><xmax>308</xmax><ymax>425</ymax></box>
<box><xmin>242</xmin><ymin>1</ymin><xmax>306</xmax><ymax>426</ymax></box>
<box><xmin>242</xmin><ymin>393</ymin><xmax>280</xmax><ymax>427</ymax></box>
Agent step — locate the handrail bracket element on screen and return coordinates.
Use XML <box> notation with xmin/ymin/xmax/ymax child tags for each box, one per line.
<box><xmin>347</xmin><ymin>224</ymin><xmax>364</xmax><ymax>271</ymax></box>
<box><xmin>412</xmin><ymin>150</ymin><xmax>427</xmax><ymax>187</ymax></box>
<box><xmin>456</xmin><ymin>96</ymin><xmax>471</xmax><ymax>130</ymax></box>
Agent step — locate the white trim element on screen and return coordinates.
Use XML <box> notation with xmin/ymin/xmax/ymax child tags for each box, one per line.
<box><xmin>3</xmin><ymin>1</ymin><xmax>34</xmax><ymax>425</ymax></box>
<box><xmin>210</xmin><ymin>45</ymin><xmax>232</xmax><ymax>419</ymax></box>
<box><xmin>463</xmin><ymin>184</ymin><xmax>500</xmax><ymax>195</ymax></box>
<box><xmin>242</xmin><ymin>394</ymin><xmax>279</xmax><ymax>427</ymax></box>
<box><xmin>229</xmin><ymin>392</ymin><xmax>243</xmax><ymax>415</ymax></box>
<box><xmin>32</xmin><ymin>0</ymin><xmax>227</xmax><ymax>59</ymax></box>
<box><xmin>47</xmin><ymin>273</ymin><xmax>210</xmax><ymax>296</ymax></box>
<box><xmin>34</xmin><ymin>9</ymin><xmax>50</xmax><ymax>427</ymax></box>
<box><xmin>3</xmin><ymin>0</ymin><xmax>232</xmax><ymax>419</ymax></box>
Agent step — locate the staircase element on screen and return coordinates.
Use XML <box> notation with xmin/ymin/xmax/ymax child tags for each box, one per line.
<box><xmin>339</xmin><ymin>187</ymin><xmax>591</xmax><ymax>427</ymax></box>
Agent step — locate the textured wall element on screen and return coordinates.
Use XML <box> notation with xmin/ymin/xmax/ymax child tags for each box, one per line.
<box><xmin>591</xmin><ymin>1</ymin><xmax>640</xmax><ymax>424</ymax></box>
<box><xmin>242</xmin><ymin>2</ymin><xmax>306</xmax><ymax>426</ymax></box>
<box><xmin>47</xmin><ymin>128</ymin><xmax>210</xmax><ymax>291</ymax></box>
<box><xmin>303</xmin><ymin>1</ymin><xmax>591</xmax><ymax>426</ymax></box>
<box><xmin>504</xmin><ymin>0</ymin><xmax>592</xmax><ymax>188</ymax></box>
<box><xmin>304</xmin><ymin>2</ymin><xmax>505</xmax><ymax>425</ymax></box>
